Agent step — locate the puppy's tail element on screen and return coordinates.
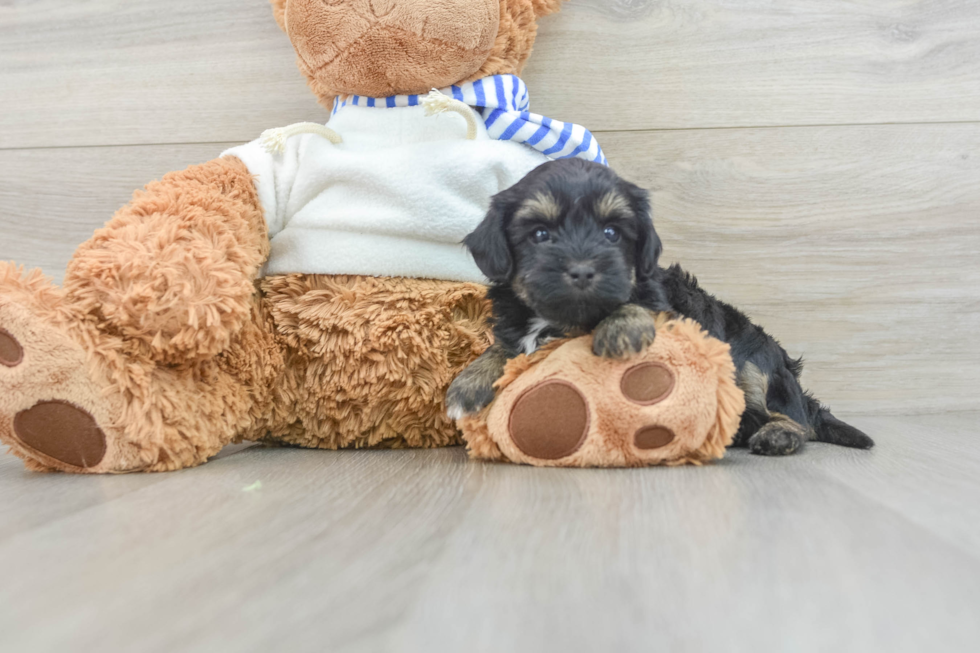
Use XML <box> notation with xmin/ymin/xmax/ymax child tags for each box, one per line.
<box><xmin>807</xmin><ymin>400</ymin><xmax>875</xmax><ymax>449</ymax></box>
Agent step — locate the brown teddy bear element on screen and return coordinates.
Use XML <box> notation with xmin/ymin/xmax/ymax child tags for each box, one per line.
<box><xmin>0</xmin><ymin>0</ymin><xmax>620</xmax><ymax>473</ymax></box>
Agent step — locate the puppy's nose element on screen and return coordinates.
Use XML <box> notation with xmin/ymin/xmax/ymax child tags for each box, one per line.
<box><xmin>567</xmin><ymin>263</ymin><xmax>597</xmax><ymax>290</ymax></box>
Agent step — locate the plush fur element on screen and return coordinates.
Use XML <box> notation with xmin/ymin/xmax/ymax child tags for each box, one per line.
<box><xmin>257</xmin><ymin>274</ymin><xmax>491</xmax><ymax>450</ymax></box>
<box><xmin>0</xmin><ymin>0</ymin><xmax>562</xmax><ymax>473</ymax></box>
<box><xmin>449</xmin><ymin>158</ymin><xmax>874</xmax><ymax>456</ymax></box>
<box><xmin>64</xmin><ymin>157</ymin><xmax>269</xmax><ymax>366</ymax></box>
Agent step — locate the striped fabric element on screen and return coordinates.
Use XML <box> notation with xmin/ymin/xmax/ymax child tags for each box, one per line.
<box><xmin>331</xmin><ymin>75</ymin><xmax>607</xmax><ymax>166</ymax></box>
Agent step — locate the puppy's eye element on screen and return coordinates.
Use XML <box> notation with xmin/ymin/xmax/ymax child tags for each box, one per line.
<box><xmin>604</xmin><ymin>226</ymin><xmax>621</xmax><ymax>243</ymax></box>
<box><xmin>531</xmin><ymin>228</ymin><xmax>551</xmax><ymax>244</ymax></box>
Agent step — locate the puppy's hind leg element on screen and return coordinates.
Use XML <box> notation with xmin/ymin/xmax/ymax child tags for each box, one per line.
<box><xmin>735</xmin><ymin>363</ymin><xmax>812</xmax><ymax>456</ymax></box>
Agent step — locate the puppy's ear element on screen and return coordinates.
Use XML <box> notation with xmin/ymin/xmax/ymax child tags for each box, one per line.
<box><xmin>623</xmin><ymin>181</ymin><xmax>662</xmax><ymax>281</ymax></box>
<box><xmin>465</xmin><ymin>192</ymin><xmax>516</xmax><ymax>283</ymax></box>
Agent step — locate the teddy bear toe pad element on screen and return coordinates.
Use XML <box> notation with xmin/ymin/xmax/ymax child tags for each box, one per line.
<box><xmin>13</xmin><ymin>401</ymin><xmax>107</xmax><ymax>469</ymax></box>
<box><xmin>634</xmin><ymin>425</ymin><xmax>676</xmax><ymax>450</ymax></box>
<box><xmin>621</xmin><ymin>362</ymin><xmax>675</xmax><ymax>405</ymax></box>
<box><xmin>509</xmin><ymin>380</ymin><xmax>590</xmax><ymax>460</ymax></box>
<box><xmin>0</xmin><ymin>328</ymin><xmax>23</xmax><ymax>367</ymax></box>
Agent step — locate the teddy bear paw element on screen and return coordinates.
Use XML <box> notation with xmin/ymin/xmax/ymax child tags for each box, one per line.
<box><xmin>508</xmin><ymin>359</ymin><xmax>682</xmax><ymax>463</ymax></box>
<box><xmin>0</xmin><ymin>270</ymin><xmax>121</xmax><ymax>473</ymax></box>
<box><xmin>498</xmin><ymin>344</ymin><xmax>707</xmax><ymax>466</ymax></box>
<box><xmin>460</xmin><ymin>318</ymin><xmax>746</xmax><ymax>467</ymax></box>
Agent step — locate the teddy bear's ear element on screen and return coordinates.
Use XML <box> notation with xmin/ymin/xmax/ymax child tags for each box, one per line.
<box><xmin>531</xmin><ymin>0</ymin><xmax>566</xmax><ymax>18</ymax></box>
<box><xmin>270</xmin><ymin>0</ymin><xmax>287</xmax><ymax>32</ymax></box>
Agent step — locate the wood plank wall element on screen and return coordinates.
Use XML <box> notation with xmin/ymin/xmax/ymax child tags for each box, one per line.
<box><xmin>1</xmin><ymin>0</ymin><xmax>978</xmax><ymax>415</ymax></box>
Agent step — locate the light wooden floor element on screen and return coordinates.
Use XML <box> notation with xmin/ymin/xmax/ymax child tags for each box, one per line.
<box><xmin>0</xmin><ymin>413</ymin><xmax>978</xmax><ymax>652</ymax></box>
<box><xmin>1</xmin><ymin>1</ymin><xmax>979</xmax><ymax>650</ymax></box>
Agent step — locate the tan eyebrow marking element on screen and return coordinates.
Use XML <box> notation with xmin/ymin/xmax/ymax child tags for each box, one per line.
<box><xmin>595</xmin><ymin>191</ymin><xmax>632</xmax><ymax>219</ymax></box>
<box><xmin>515</xmin><ymin>192</ymin><xmax>562</xmax><ymax>224</ymax></box>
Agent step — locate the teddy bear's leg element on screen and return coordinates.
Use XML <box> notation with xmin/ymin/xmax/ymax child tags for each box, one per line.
<box><xmin>0</xmin><ymin>157</ymin><xmax>281</xmax><ymax>472</ymax></box>
<box><xmin>258</xmin><ymin>274</ymin><xmax>493</xmax><ymax>450</ymax></box>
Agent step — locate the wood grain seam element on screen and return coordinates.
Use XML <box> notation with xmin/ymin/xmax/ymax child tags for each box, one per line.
<box><xmin>3</xmin><ymin>121</ymin><xmax>980</xmax><ymax>153</ymax></box>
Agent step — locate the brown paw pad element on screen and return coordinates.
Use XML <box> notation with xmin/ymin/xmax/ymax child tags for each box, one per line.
<box><xmin>509</xmin><ymin>380</ymin><xmax>590</xmax><ymax>460</ymax></box>
<box><xmin>634</xmin><ymin>425</ymin><xmax>676</xmax><ymax>450</ymax></box>
<box><xmin>0</xmin><ymin>328</ymin><xmax>24</xmax><ymax>367</ymax></box>
<box><xmin>621</xmin><ymin>362</ymin><xmax>675</xmax><ymax>405</ymax></box>
<box><xmin>13</xmin><ymin>401</ymin><xmax>107</xmax><ymax>469</ymax></box>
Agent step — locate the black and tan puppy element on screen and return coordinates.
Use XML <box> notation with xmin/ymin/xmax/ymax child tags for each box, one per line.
<box><xmin>446</xmin><ymin>158</ymin><xmax>874</xmax><ymax>456</ymax></box>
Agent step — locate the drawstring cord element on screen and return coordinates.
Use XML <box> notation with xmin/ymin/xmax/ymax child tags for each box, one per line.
<box><xmin>421</xmin><ymin>89</ymin><xmax>479</xmax><ymax>140</ymax></box>
<box><xmin>260</xmin><ymin>122</ymin><xmax>343</xmax><ymax>155</ymax></box>
<box><xmin>260</xmin><ymin>90</ymin><xmax>478</xmax><ymax>155</ymax></box>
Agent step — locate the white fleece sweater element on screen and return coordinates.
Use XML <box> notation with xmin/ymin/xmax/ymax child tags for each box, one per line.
<box><xmin>224</xmin><ymin>104</ymin><xmax>549</xmax><ymax>282</ymax></box>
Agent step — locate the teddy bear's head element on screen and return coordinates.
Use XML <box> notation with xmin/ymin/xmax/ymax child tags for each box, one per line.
<box><xmin>270</xmin><ymin>0</ymin><xmax>565</xmax><ymax>107</ymax></box>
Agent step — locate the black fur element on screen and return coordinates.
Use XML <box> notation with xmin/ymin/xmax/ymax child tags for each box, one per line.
<box><xmin>452</xmin><ymin>158</ymin><xmax>874</xmax><ymax>455</ymax></box>
<box><xmin>659</xmin><ymin>265</ymin><xmax>873</xmax><ymax>453</ymax></box>
<box><xmin>466</xmin><ymin>159</ymin><xmax>670</xmax><ymax>337</ymax></box>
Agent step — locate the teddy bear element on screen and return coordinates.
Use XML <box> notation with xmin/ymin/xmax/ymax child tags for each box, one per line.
<box><xmin>0</xmin><ymin>0</ymin><xmax>621</xmax><ymax>473</ymax></box>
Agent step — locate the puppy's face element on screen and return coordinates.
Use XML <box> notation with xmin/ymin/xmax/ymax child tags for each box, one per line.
<box><xmin>466</xmin><ymin>159</ymin><xmax>662</xmax><ymax>330</ymax></box>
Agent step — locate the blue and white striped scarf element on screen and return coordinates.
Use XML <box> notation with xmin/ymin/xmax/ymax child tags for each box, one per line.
<box><xmin>331</xmin><ymin>75</ymin><xmax>607</xmax><ymax>166</ymax></box>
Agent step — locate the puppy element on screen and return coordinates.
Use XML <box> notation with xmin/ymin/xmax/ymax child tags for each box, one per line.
<box><xmin>446</xmin><ymin>158</ymin><xmax>874</xmax><ymax>456</ymax></box>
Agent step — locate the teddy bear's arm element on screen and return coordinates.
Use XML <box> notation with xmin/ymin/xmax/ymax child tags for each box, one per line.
<box><xmin>62</xmin><ymin>156</ymin><xmax>269</xmax><ymax>364</ymax></box>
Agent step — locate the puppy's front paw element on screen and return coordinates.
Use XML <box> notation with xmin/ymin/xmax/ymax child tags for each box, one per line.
<box><xmin>445</xmin><ymin>373</ymin><xmax>497</xmax><ymax>420</ymax></box>
<box><xmin>592</xmin><ymin>305</ymin><xmax>658</xmax><ymax>359</ymax></box>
